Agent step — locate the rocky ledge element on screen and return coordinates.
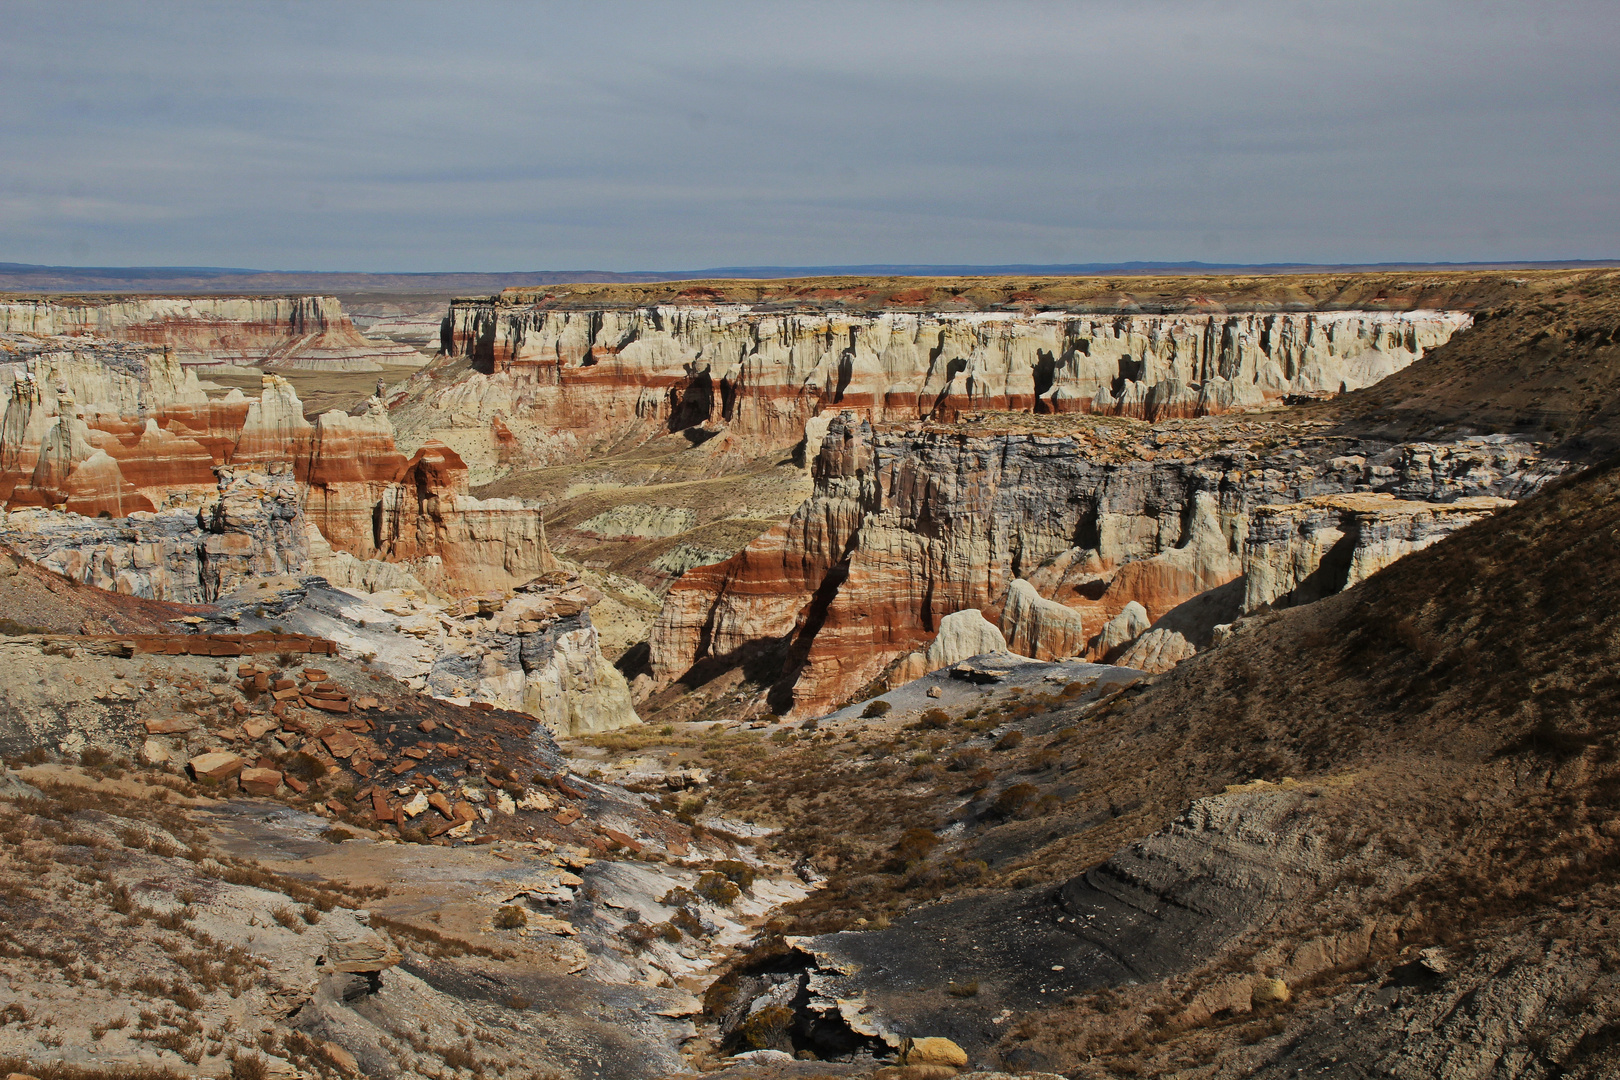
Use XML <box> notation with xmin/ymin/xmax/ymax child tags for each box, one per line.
<box><xmin>396</xmin><ymin>304</ymin><xmax>1468</xmax><ymax>474</ymax></box>
<box><xmin>0</xmin><ymin>295</ymin><xmax>424</xmax><ymax>369</ymax></box>
<box><xmin>648</xmin><ymin>413</ymin><xmax>1559</xmax><ymax>715</ymax></box>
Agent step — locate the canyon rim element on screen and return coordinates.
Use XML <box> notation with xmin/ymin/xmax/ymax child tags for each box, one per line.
<box><xmin>3</xmin><ymin>4</ymin><xmax>1619</xmax><ymax>1077</ymax></box>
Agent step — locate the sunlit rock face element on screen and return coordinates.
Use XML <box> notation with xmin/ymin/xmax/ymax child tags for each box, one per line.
<box><xmin>405</xmin><ymin>302</ymin><xmax>1470</xmax><ymax>476</ymax></box>
<box><xmin>648</xmin><ymin>414</ymin><xmax>1554</xmax><ymax>716</ymax></box>
<box><xmin>0</xmin><ymin>350</ymin><xmax>551</xmax><ymax>597</ymax></box>
<box><xmin>0</xmin><ymin>295</ymin><xmax>423</xmax><ymax>370</ymax></box>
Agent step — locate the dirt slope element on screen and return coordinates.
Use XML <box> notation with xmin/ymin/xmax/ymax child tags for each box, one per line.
<box><xmin>491</xmin><ymin>268</ymin><xmax>1572</xmax><ymax>313</ymax></box>
<box><xmin>1320</xmin><ymin>268</ymin><xmax>1620</xmax><ymax>456</ymax></box>
<box><xmin>647</xmin><ymin>454</ymin><xmax>1620</xmax><ymax>1075</ymax></box>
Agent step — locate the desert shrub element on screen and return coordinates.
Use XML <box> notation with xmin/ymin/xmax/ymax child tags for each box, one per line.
<box><xmin>712</xmin><ymin>860</ymin><xmax>756</xmax><ymax>892</ymax></box>
<box><xmin>947</xmin><ymin>980</ymin><xmax>980</xmax><ymax>997</ymax></box>
<box><xmin>906</xmin><ymin>857</ymin><xmax>987</xmax><ymax>892</ymax></box>
<box><xmin>695</xmin><ymin>871</ymin><xmax>741</xmax><ymax>905</ymax></box>
<box><xmin>283</xmin><ymin>752</ymin><xmax>328</xmax><ymax>781</ymax></box>
<box><xmin>232</xmin><ymin>1052</ymin><xmax>269</xmax><ymax>1080</ymax></box>
<box><xmin>994</xmin><ymin>730</ymin><xmax>1025</xmax><ymax>751</ymax></box>
<box><xmin>891</xmin><ymin>828</ymin><xmax>941</xmax><ymax>863</ymax></box>
<box><xmin>738</xmin><ymin>1004</ymin><xmax>795</xmax><ymax>1051</ymax></box>
<box><xmin>670</xmin><ymin>906</ymin><xmax>707</xmax><ymax>938</ymax></box>
<box><xmin>660</xmin><ymin>886</ymin><xmax>700</xmax><ymax>907</ymax></box>
<box><xmin>915</xmin><ymin>708</ymin><xmax>951</xmax><ymax>730</ymax></box>
<box><xmin>270</xmin><ymin>907</ymin><xmax>304</xmax><ymax>934</ymax></box>
<box><xmin>861</xmin><ymin>699</ymin><xmax>892</xmax><ymax>719</ymax></box>
<box><xmin>79</xmin><ymin>746</ymin><xmax>113</xmax><ymax>770</ymax></box>
<box><xmin>1026</xmin><ymin>747</ymin><xmax>1062</xmax><ymax>771</ymax></box>
<box><xmin>675</xmin><ymin>796</ymin><xmax>707</xmax><ymax>825</ymax></box>
<box><xmin>369</xmin><ymin>914</ymin><xmax>510</xmax><ymax>961</ymax></box>
<box><xmin>620</xmin><ymin>922</ymin><xmax>658</xmax><ymax>950</ymax></box>
<box><xmin>494</xmin><ymin>905</ymin><xmax>527</xmax><ymax>930</ymax></box>
<box><xmin>990</xmin><ymin>782</ymin><xmax>1040</xmax><ymax>818</ymax></box>
<box><xmin>947</xmin><ymin>747</ymin><xmax>989</xmax><ymax>771</ymax></box>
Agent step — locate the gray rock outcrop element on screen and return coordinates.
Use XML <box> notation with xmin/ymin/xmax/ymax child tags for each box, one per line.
<box><xmin>652</xmin><ymin>417</ymin><xmax>1559</xmax><ymax>714</ymax></box>
<box><xmin>925</xmin><ymin>609</ymin><xmax>1008</xmax><ymax>670</ymax></box>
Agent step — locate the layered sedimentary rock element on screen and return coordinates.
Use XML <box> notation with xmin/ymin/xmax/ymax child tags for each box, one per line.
<box><xmin>0</xmin><ymin>296</ymin><xmax>423</xmax><ymax>369</ymax></box>
<box><xmin>649</xmin><ymin>415</ymin><xmax>1555</xmax><ymax>714</ymax></box>
<box><xmin>1241</xmin><ymin>492</ymin><xmax>1511</xmax><ymax>613</ymax></box>
<box><xmin>372</xmin><ymin>442</ymin><xmax>557</xmax><ymax>595</ymax></box>
<box><xmin>0</xmin><ymin>467</ymin><xmax>308</xmax><ymax>603</ymax></box>
<box><xmin>201</xmin><ymin>574</ymin><xmax>639</xmax><ymax>735</ymax></box>
<box><xmin>1000</xmin><ymin>577</ymin><xmax>1087</xmax><ymax>660</ymax></box>
<box><xmin>417</xmin><ymin>584</ymin><xmax>636</xmax><ymax>735</ymax></box>
<box><xmin>401</xmin><ymin>303</ymin><xmax>1469</xmax><ymax>474</ymax></box>
<box><xmin>0</xmin><ymin>349</ymin><xmax>553</xmax><ymax>597</ymax></box>
<box><xmin>925</xmin><ymin>609</ymin><xmax>1009</xmax><ymax>669</ymax></box>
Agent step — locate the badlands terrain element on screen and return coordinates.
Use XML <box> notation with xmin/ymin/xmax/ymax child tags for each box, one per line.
<box><xmin>1</xmin><ymin>267</ymin><xmax>1619</xmax><ymax>1079</ymax></box>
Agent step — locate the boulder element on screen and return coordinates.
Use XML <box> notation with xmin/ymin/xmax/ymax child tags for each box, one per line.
<box><xmin>242</xmin><ymin>718</ymin><xmax>278</xmax><ymax>739</ymax></box>
<box><xmin>1000</xmin><ymin>578</ymin><xmax>1085</xmax><ymax>660</ymax></box>
<box><xmin>188</xmin><ymin>752</ymin><xmax>246</xmax><ymax>782</ymax></box>
<box><xmin>1096</xmin><ymin>601</ymin><xmax>1150</xmax><ymax>658</ymax></box>
<box><xmin>0</xmin><ymin>768</ymin><xmax>43</xmax><ymax>801</ymax></box>
<box><xmin>326</xmin><ymin>936</ymin><xmax>402</xmax><ymax>973</ymax></box>
<box><xmin>924</xmin><ymin>610</ymin><xmax>1008</xmax><ymax>670</ymax></box>
<box><xmin>321</xmin><ymin>1041</ymin><xmax>362</xmax><ymax>1076</ymax></box>
<box><xmin>239</xmin><ymin>767</ymin><xmax>283</xmax><ymax>796</ymax></box>
<box><xmin>1251</xmin><ymin>977</ymin><xmax>1291</xmax><ymax>1006</ymax></box>
<box><xmin>1117</xmin><ymin>627</ymin><xmax>1197</xmax><ymax>673</ymax></box>
<box><xmin>902</xmin><ymin>1037</ymin><xmax>969</xmax><ymax>1067</ymax></box>
<box><xmin>139</xmin><ymin>739</ymin><xmax>170</xmax><ymax>766</ymax></box>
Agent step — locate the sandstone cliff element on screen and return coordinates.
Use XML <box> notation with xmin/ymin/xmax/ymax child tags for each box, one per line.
<box><xmin>192</xmin><ymin>572</ymin><xmax>640</xmax><ymax>736</ymax></box>
<box><xmin>0</xmin><ymin>350</ymin><xmax>554</xmax><ymax>596</ymax></box>
<box><xmin>1240</xmin><ymin>491</ymin><xmax>1511</xmax><ymax>614</ymax></box>
<box><xmin>0</xmin><ymin>295</ymin><xmax>423</xmax><ymax>369</ymax></box>
<box><xmin>397</xmin><ymin>303</ymin><xmax>1467</xmax><ymax>475</ymax></box>
<box><xmin>649</xmin><ymin>413</ymin><xmax>1557</xmax><ymax>715</ymax></box>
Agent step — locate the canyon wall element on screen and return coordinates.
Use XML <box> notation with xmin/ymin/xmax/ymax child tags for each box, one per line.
<box><xmin>398</xmin><ymin>304</ymin><xmax>1468</xmax><ymax>473</ymax></box>
<box><xmin>0</xmin><ymin>348</ymin><xmax>552</xmax><ymax>596</ymax></box>
<box><xmin>648</xmin><ymin>414</ymin><xmax>1556</xmax><ymax>715</ymax></box>
<box><xmin>0</xmin><ymin>296</ymin><xmax>423</xmax><ymax>369</ymax></box>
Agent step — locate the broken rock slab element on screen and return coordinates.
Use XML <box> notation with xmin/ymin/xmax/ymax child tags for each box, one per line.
<box><xmin>188</xmin><ymin>751</ymin><xmax>246</xmax><ymax>782</ymax></box>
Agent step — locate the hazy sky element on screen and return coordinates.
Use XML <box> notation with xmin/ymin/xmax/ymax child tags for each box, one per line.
<box><xmin>1</xmin><ymin>0</ymin><xmax>1615</xmax><ymax>271</ymax></box>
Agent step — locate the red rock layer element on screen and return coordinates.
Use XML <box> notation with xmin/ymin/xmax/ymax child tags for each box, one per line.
<box><xmin>651</xmin><ymin>414</ymin><xmax>1542</xmax><ymax>717</ymax></box>
<box><xmin>407</xmin><ymin>305</ymin><xmax>1471</xmax><ymax>469</ymax></box>
<box><xmin>0</xmin><ymin>296</ymin><xmax>420</xmax><ymax>369</ymax></box>
<box><xmin>1</xmin><ymin>361</ymin><xmax>550</xmax><ymax>595</ymax></box>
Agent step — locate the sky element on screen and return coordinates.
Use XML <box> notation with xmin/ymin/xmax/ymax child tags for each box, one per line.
<box><xmin>0</xmin><ymin>0</ymin><xmax>1616</xmax><ymax>272</ymax></box>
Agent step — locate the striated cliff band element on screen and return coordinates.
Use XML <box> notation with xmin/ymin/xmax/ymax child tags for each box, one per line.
<box><xmin>0</xmin><ymin>344</ymin><xmax>555</xmax><ymax>597</ymax></box>
<box><xmin>0</xmin><ymin>294</ymin><xmax>424</xmax><ymax>370</ymax></box>
<box><xmin>403</xmin><ymin>301</ymin><xmax>1467</xmax><ymax>478</ymax></box>
<box><xmin>647</xmin><ymin>411</ymin><xmax>1554</xmax><ymax>715</ymax></box>
<box><xmin>3</xmin><ymin>270</ymin><xmax>1620</xmax><ymax>1079</ymax></box>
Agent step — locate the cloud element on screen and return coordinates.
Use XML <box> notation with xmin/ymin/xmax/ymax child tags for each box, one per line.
<box><xmin>0</xmin><ymin>0</ymin><xmax>1615</xmax><ymax>270</ymax></box>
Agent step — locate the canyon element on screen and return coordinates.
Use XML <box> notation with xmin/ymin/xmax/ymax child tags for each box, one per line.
<box><xmin>0</xmin><ymin>295</ymin><xmax>425</xmax><ymax>370</ymax></box>
<box><xmin>647</xmin><ymin>414</ymin><xmax>1551</xmax><ymax>714</ymax></box>
<box><xmin>407</xmin><ymin>299</ymin><xmax>1468</xmax><ymax>479</ymax></box>
<box><xmin>3</xmin><ymin>268</ymin><xmax>1620</xmax><ymax>1080</ymax></box>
